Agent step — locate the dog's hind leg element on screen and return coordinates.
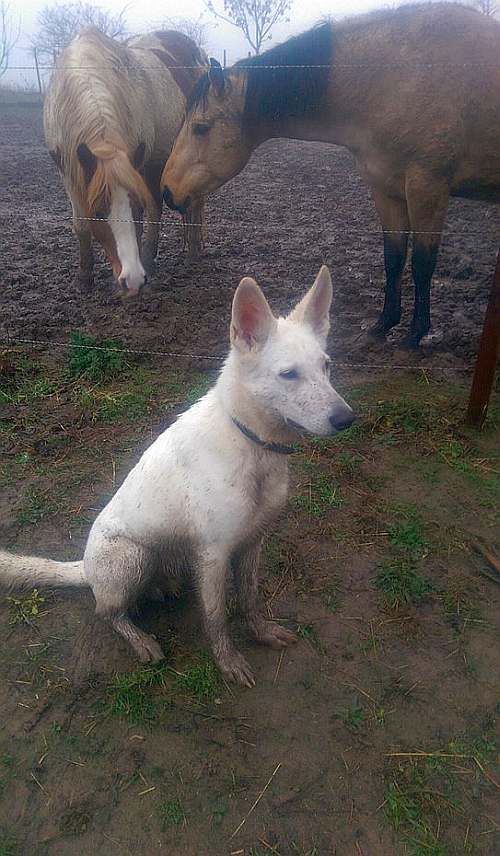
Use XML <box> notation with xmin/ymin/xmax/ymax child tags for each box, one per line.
<box><xmin>235</xmin><ymin>540</ymin><xmax>297</xmax><ymax>649</ymax></box>
<box><xmin>86</xmin><ymin>533</ymin><xmax>164</xmax><ymax>663</ymax></box>
<box><xmin>197</xmin><ymin>547</ymin><xmax>255</xmax><ymax>688</ymax></box>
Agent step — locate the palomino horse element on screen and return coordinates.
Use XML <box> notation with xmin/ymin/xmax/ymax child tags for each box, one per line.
<box><xmin>162</xmin><ymin>4</ymin><xmax>500</xmax><ymax>346</ymax></box>
<box><xmin>44</xmin><ymin>28</ymin><xmax>208</xmax><ymax>295</ymax></box>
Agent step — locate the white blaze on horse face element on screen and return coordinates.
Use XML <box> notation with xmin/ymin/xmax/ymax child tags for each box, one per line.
<box><xmin>109</xmin><ymin>186</ymin><xmax>145</xmax><ymax>295</ymax></box>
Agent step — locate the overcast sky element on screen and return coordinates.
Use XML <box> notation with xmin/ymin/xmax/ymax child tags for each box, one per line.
<box><xmin>6</xmin><ymin>0</ymin><xmax>384</xmax><ymax>87</ymax></box>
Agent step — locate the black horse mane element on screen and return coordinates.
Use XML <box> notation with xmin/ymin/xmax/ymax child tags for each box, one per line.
<box><xmin>236</xmin><ymin>23</ymin><xmax>333</xmax><ymax>128</ymax></box>
<box><xmin>186</xmin><ymin>22</ymin><xmax>333</xmax><ymax>127</ymax></box>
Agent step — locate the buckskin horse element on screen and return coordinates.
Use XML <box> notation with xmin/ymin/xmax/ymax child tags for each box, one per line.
<box><xmin>161</xmin><ymin>4</ymin><xmax>500</xmax><ymax>346</ymax></box>
<box><xmin>44</xmin><ymin>28</ymin><xmax>208</xmax><ymax>295</ymax></box>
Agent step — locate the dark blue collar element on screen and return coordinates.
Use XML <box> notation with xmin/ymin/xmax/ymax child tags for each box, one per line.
<box><xmin>232</xmin><ymin>417</ymin><xmax>296</xmax><ymax>455</ymax></box>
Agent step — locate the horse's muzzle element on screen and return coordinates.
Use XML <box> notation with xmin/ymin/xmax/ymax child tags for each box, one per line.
<box><xmin>163</xmin><ymin>186</ymin><xmax>189</xmax><ymax>214</ymax></box>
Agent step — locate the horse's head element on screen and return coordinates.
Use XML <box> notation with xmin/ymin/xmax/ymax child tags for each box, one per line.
<box><xmin>161</xmin><ymin>60</ymin><xmax>252</xmax><ymax>212</ymax></box>
<box><xmin>77</xmin><ymin>141</ymin><xmax>153</xmax><ymax>295</ymax></box>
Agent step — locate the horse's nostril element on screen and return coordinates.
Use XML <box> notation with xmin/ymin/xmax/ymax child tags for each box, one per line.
<box><xmin>163</xmin><ymin>187</ymin><xmax>174</xmax><ymax>208</ymax></box>
<box><xmin>330</xmin><ymin>411</ymin><xmax>355</xmax><ymax>432</ymax></box>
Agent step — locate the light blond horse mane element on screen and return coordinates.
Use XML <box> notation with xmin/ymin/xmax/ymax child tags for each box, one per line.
<box><xmin>85</xmin><ymin>142</ymin><xmax>155</xmax><ymax>219</ymax></box>
<box><xmin>48</xmin><ymin>28</ymin><xmax>155</xmax><ymax>218</ymax></box>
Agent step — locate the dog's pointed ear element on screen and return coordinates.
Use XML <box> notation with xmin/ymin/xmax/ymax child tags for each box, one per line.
<box><xmin>231</xmin><ymin>277</ymin><xmax>276</xmax><ymax>351</ymax></box>
<box><xmin>289</xmin><ymin>265</ymin><xmax>333</xmax><ymax>345</ymax></box>
<box><xmin>208</xmin><ymin>57</ymin><xmax>225</xmax><ymax>96</ymax></box>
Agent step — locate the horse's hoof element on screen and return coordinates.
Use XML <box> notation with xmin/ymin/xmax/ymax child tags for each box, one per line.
<box><xmin>368</xmin><ymin>324</ymin><xmax>386</xmax><ymax>340</ymax></box>
<box><xmin>400</xmin><ymin>333</ymin><xmax>423</xmax><ymax>350</ymax></box>
<box><xmin>74</xmin><ymin>274</ymin><xmax>94</xmax><ymax>293</ymax></box>
<box><xmin>143</xmin><ymin>258</ymin><xmax>157</xmax><ymax>277</ymax></box>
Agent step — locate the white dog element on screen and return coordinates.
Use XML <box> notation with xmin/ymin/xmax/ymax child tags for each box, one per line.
<box><xmin>0</xmin><ymin>266</ymin><xmax>353</xmax><ymax>686</ymax></box>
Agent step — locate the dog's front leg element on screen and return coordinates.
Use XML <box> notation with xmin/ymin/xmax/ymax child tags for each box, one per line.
<box><xmin>197</xmin><ymin>548</ymin><xmax>255</xmax><ymax>688</ymax></box>
<box><xmin>235</xmin><ymin>540</ymin><xmax>297</xmax><ymax>649</ymax></box>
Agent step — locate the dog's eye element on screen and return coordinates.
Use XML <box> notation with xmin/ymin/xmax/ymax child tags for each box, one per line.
<box><xmin>192</xmin><ymin>122</ymin><xmax>210</xmax><ymax>137</ymax></box>
<box><xmin>279</xmin><ymin>369</ymin><xmax>299</xmax><ymax>380</ymax></box>
<box><xmin>324</xmin><ymin>360</ymin><xmax>331</xmax><ymax>374</ymax></box>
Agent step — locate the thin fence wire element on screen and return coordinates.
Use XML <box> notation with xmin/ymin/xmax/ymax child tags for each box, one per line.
<box><xmin>8</xmin><ymin>62</ymin><xmax>500</xmax><ymax>71</ymax></box>
<box><xmin>0</xmin><ymin>209</ymin><xmax>498</xmax><ymax>238</ymax></box>
<box><xmin>0</xmin><ymin>334</ymin><xmax>475</xmax><ymax>375</ymax></box>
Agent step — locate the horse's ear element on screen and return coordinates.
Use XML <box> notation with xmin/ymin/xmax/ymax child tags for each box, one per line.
<box><xmin>231</xmin><ymin>277</ymin><xmax>276</xmax><ymax>351</ymax></box>
<box><xmin>132</xmin><ymin>141</ymin><xmax>146</xmax><ymax>169</ymax></box>
<box><xmin>77</xmin><ymin>143</ymin><xmax>97</xmax><ymax>183</ymax></box>
<box><xmin>208</xmin><ymin>57</ymin><xmax>224</xmax><ymax>97</ymax></box>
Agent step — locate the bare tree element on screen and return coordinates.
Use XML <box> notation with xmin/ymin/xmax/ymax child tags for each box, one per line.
<box><xmin>161</xmin><ymin>16</ymin><xmax>210</xmax><ymax>50</ymax></box>
<box><xmin>205</xmin><ymin>0</ymin><xmax>293</xmax><ymax>55</ymax></box>
<box><xmin>473</xmin><ymin>0</ymin><xmax>498</xmax><ymax>14</ymax></box>
<box><xmin>0</xmin><ymin>2</ymin><xmax>20</xmax><ymax>78</ymax></box>
<box><xmin>33</xmin><ymin>2</ymin><xmax>128</xmax><ymax>60</ymax></box>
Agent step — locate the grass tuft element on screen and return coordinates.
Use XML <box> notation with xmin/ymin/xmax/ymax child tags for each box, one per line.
<box><xmin>105</xmin><ymin>662</ymin><xmax>169</xmax><ymax>725</ymax></box>
<box><xmin>7</xmin><ymin>589</ymin><xmax>45</xmax><ymax>625</ymax></box>
<box><xmin>159</xmin><ymin>798</ymin><xmax>185</xmax><ymax>830</ymax></box>
<box><xmin>174</xmin><ymin>655</ymin><xmax>220</xmax><ymax>701</ymax></box>
<box><xmin>375</xmin><ymin>558</ymin><xmax>433</xmax><ymax>609</ymax></box>
<box><xmin>67</xmin><ymin>332</ymin><xmax>127</xmax><ymax>382</ymax></box>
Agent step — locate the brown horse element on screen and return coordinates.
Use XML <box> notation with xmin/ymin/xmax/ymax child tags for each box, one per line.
<box><xmin>44</xmin><ymin>28</ymin><xmax>208</xmax><ymax>295</ymax></box>
<box><xmin>162</xmin><ymin>4</ymin><xmax>500</xmax><ymax>345</ymax></box>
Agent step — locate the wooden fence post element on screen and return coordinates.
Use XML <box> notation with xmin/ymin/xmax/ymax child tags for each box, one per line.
<box><xmin>33</xmin><ymin>48</ymin><xmax>43</xmax><ymax>96</ymax></box>
<box><xmin>466</xmin><ymin>248</ymin><xmax>500</xmax><ymax>428</ymax></box>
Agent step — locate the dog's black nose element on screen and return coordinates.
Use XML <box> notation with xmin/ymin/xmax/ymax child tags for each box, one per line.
<box><xmin>330</xmin><ymin>411</ymin><xmax>355</xmax><ymax>432</ymax></box>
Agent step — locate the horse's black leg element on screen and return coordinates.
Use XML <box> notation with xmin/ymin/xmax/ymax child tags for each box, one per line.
<box><xmin>404</xmin><ymin>171</ymin><xmax>449</xmax><ymax>348</ymax></box>
<box><xmin>405</xmin><ymin>242</ymin><xmax>439</xmax><ymax>347</ymax></box>
<box><xmin>369</xmin><ymin>190</ymin><xmax>409</xmax><ymax>338</ymax></box>
<box><xmin>371</xmin><ymin>233</ymin><xmax>409</xmax><ymax>337</ymax></box>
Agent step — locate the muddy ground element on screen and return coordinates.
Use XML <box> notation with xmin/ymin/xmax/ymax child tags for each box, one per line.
<box><xmin>0</xmin><ymin>104</ymin><xmax>499</xmax><ymax>856</ymax></box>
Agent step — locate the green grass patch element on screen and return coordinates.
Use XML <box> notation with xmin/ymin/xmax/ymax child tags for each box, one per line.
<box><xmin>322</xmin><ymin>576</ymin><xmax>342</xmax><ymax>613</ymax></box>
<box><xmin>384</xmin><ymin>770</ymin><xmax>449</xmax><ymax>856</ymax></box>
<box><xmin>67</xmin><ymin>332</ymin><xmax>128</xmax><ymax>381</ymax></box>
<box><xmin>183</xmin><ymin>372</ymin><xmax>215</xmax><ymax>405</ymax></box>
<box><xmin>375</xmin><ymin>558</ymin><xmax>433</xmax><ymax>609</ymax></box>
<box><xmin>292</xmin><ymin>472</ymin><xmax>343</xmax><ymax>517</ymax></box>
<box><xmin>387</xmin><ymin>505</ymin><xmax>430</xmax><ymax>555</ymax></box>
<box><xmin>174</xmin><ymin>654</ymin><xmax>220</xmax><ymax>701</ymax></box>
<box><xmin>0</xmin><ymin>830</ymin><xmax>17</xmax><ymax>856</ymax></box>
<box><xmin>340</xmin><ymin>702</ymin><xmax>365</xmax><ymax>731</ymax></box>
<box><xmin>7</xmin><ymin>589</ymin><xmax>45</xmax><ymax>625</ymax></box>
<box><xmin>77</xmin><ymin>386</ymin><xmax>150</xmax><ymax>423</ymax></box>
<box><xmin>159</xmin><ymin>798</ymin><xmax>185</xmax><ymax>830</ymax></box>
<box><xmin>104</xmin><ymin>662</ymin><xmax>170</xmax><ymax>725</ymax></box>
<box><xmin>16</xmin><ymin>487</ymin><xmax>57</xmax><ymax>525</ymax></box>
<box><xmin>384</xmin><ymin>727</ymin><xmax>497</xmax><ymax>856</ymax></box>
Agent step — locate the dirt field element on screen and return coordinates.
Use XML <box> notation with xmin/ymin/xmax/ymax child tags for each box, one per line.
<box><xmin>0</xmin><ymin>104</ymin><xmax>499</xmax><ymax>856</ymax></box>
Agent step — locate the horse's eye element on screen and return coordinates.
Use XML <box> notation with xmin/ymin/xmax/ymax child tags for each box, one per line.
<box><xmin>279</xmin><ymin>369</ymin><xmax>299</xmax><ymax>380</ymax></box>
<box><xmin>192</xmin><ymin>122</ymin><xmax>210</xmax><ymax>137</ymax></box>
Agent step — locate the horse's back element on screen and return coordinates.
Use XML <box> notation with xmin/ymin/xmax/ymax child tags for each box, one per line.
<box><xmin>335</xmin><ymin>4</ymin><xmax>500</xmax><ymax>192</ymax></box>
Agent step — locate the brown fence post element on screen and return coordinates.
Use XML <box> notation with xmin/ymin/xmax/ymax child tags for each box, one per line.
<box><xmin>466</xmin><ymin>248</ymin><xmax>500</xmax><ymax>428</ymax></box>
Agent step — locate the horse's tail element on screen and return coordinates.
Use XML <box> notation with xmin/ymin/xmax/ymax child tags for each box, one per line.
<box><xmin>0</xmin><ymin>549</ymin><xmax>87</xmax><ymax>590</ymax></box>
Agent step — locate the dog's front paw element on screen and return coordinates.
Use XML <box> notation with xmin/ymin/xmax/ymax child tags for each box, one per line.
<box><xmin>217</xmin><ymin>650</ymin><xmax>255</xmax><ymax>688</ymax></box>
<box><xmin>250</xmin><ymin>618</ymin><xmax>298</xmax><ymax>649</ymax></box>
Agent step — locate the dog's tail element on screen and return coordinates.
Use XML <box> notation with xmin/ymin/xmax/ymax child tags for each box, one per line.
<box><xmin>0</xmin><ymin>549</ymin><xmax>86</xmax><ymax>589</ymax></box>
